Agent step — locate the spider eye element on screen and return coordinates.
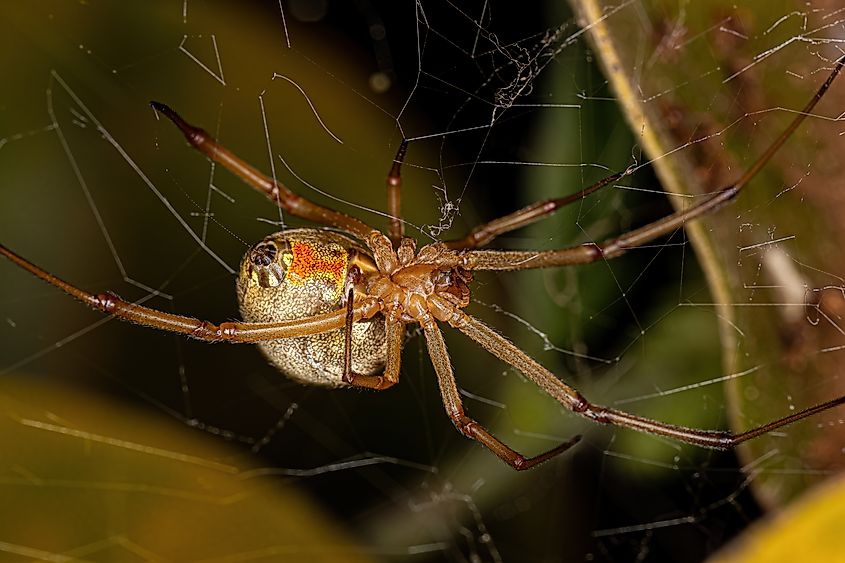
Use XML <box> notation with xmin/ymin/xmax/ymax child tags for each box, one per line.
<box><xmin>249</xmin><ymin>243</ymin><xmax>277</xmax><ymax>267</ymax></box>
<box><xmin>247</xmin><ymin>242</ymin><xmax>288</xmax><ymax>289</ymax></box>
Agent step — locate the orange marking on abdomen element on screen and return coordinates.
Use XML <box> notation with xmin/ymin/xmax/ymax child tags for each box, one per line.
<box><xmin>288</xmin><ymin>240</ymin><xmax>347</xmax><ymax>296</ymax></box>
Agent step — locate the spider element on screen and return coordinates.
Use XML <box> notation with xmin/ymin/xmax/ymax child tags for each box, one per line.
<box><xmin>3</xmin><ymin>58</ymin><xmax>845</xmax><ymax>471</ymax></box>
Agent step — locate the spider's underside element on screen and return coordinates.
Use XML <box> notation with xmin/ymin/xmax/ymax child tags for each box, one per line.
<box><xmin>2</xmin><ymin>56</ymin><xmax>845</xmax><ymax>470</ymax></box>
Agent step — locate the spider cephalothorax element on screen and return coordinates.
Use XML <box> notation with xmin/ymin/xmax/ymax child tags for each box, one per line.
<box><xmin>365</xmin><ymin>233</ymin><xmax>473</xmax><ymax>325</ymax></box>
<box><xmin>3</xmin><ymin>58</ymin><xmax>845</xmax><ymax>470</ymax></box>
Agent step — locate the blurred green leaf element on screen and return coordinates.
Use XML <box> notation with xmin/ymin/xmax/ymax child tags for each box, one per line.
<box><xmin>708</xmin><ymin>471</ymin><xmax>845</xmax><ymax>562</ymax></box>
<box><xmin>570</xmin><ymin>0</ymin><xmax>845</xmax><ymax>506</ymax></box>
<box><xmin>0</xmin><ymin>375</ymin><xmax>375</xmax><ymax>562</ymax></box>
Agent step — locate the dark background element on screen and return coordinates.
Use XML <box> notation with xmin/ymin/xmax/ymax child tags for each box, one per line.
<box><xmin>7</xmin><ymin>1</ymin><xmax>830</xmax><ymax>561</ymax></box>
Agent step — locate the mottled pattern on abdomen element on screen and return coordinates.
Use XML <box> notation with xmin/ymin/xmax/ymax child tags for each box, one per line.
<box><xmin>236</xmin><ymin>229</ymin><xmax>387</xmax><ymax>387</ymax></box>
<box><xmin>255</xmin><ymin>318</ymin><xmax>386</xmax><ymax>386</ymax></box>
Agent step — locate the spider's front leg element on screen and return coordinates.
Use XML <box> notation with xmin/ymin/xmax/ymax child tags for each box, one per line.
<box><xmin>444</xmin><ymin>166</ymin><xmax>632</xmax><ymax>250</ymax></box>
<box><xmin>385</xmin><ymin>141</ymin><xmax>409</xmax><ymax>247</ymax></box>
<box><xmin>150</xmin><ymin>102</ymin><xmax>378</xmax><ymax>242</ymax></box>
<box><xmin>459</xmin><ymin>55</ymin><xmax>845</xmax><ymax>271</ymax></box>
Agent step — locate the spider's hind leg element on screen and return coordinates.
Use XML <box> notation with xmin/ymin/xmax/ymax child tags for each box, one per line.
<box><xmin>424</xmin><ymin>320</ymin><xmax>580</xmax><ymax>470</ymax></box>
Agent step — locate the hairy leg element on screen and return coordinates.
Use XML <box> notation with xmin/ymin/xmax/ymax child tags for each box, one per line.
<box><xmin>151</xmin><ymin>102</ymin><xmax>378</xmax><ymax>242</ymax></box>
<box><xmin>1</xmin><ymin>244</ymin><xmax>378</xmax><ymax>343</ymax></box>
<box><xmin>423</xmin><ymin>320</ymin><xmax>580</xmax><ymax>470</ymax></box>
<box><xmin>460</xmin><ymin>56</ymin><xmax>845</xmax><ymax>271</ymax></box>
<box><xmin>451</xmin><ymin>309</ymin><xmax>845</xmax><ymax>448</ymax></box>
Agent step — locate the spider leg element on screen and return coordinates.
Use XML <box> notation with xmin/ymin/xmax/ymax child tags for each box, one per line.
<box><xmin>386</xmin><ymin>141</ymin><xmax>409</xmax><ymax>247</ymax></box>
<box><xmin>0</xmin><ymin>243</ymin><xmax>378</xmax><ymax>343</ymax></box>
<box><xmin>341</xmin><ymin>288</ymin><xmax>403</xmax><ymax>390</ymax></box>
<box><xmin>423</xmin><ymin>319</ymin><xmax>581</xmax><ymax>470</ymax></box>
<box><xmin>150</xmin><ymin>102</ymin><xmax>378</xmax><ymax>242</ymax></box>
<box><xmin>450</xmin><ymin>308</ymin><xmax>845</xmax><ymax>449</ymax></box>
<box><xmin>461</xmin><ymin>55</ymin><xmax>845</xmax><ymax>271</ymax></box>
<box><xmin>443</xmin><ymin>167</ymin><xmax>632</xmax><ymax>250</ymax></box>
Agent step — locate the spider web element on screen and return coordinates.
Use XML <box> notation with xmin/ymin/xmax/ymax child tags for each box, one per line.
<box><xmin>1</xmin><ymin>1</ymin><xmax>844</xmax><ymax>561</ymax></box>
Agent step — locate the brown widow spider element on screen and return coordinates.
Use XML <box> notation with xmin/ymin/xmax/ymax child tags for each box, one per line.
<box><xmin>3</xmin><ymin>57</ymin><xmax>845</xmax><ymax>471</ymax></box>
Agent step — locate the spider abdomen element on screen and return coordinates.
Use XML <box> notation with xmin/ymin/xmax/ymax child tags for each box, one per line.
<box><xmin>236</xmin><ymin>228</ymin><xmax>386</xmax><ymax>386</ymax></box>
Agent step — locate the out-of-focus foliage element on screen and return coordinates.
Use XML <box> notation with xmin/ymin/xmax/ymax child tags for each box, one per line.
<box><xmin>571</xmin><ymin>0</ymin><xmax>845</xmax><ymax>507</ymax></box>
<box><xmin>709</xmin><ymin>472</ymin><xmax>845</xmax><ymax>562</ymax></box>
<box><xmin>0</xmin><ymin>375</ymin><xmax>374</xmax><ymax>562</ymax></box>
